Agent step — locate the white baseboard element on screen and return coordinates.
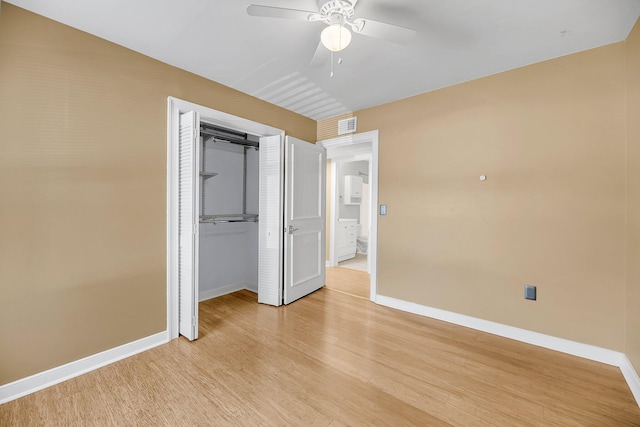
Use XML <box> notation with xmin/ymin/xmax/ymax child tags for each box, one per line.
<box><xmin>620</xmin><ymin>355</ymin><xmax>640</xmax><ymax>407</ymax></box>
<box><xmin>0</xmin><ymin>331</ymin><xmax>168</xmax><ymax>404</ymax></box>
<box><xmin>199</xmin><ymin>282</ymin><xmax>255</xmax><ymax>302</ymax></box>
<box><xmin>376</xmin><ymin>295</ymin><xmax>640</xmax><ymax>408</ymax></box>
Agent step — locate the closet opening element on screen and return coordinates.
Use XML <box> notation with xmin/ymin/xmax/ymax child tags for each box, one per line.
<box><xmin>198</xmin><ymin>122</ymin><xmax>261</xmax><ymax>302</ymax></box>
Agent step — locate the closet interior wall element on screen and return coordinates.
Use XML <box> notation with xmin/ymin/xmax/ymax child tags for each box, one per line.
<box><xmin>198</xmin><ymin>134</ymin><xmax>259</xmax><ymax>299</ymax></box>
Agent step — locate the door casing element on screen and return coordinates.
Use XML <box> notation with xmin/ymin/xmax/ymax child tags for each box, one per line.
<box><xmin>321</xmin><ymin>130</ymin><xmax>379</xmax><ymax>302</ymax></box>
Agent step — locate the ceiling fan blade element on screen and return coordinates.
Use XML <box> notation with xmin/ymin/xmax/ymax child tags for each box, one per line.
<box><xmin>310</xmin><ymin>41</ymin><xmax>329</xmax><ymax>67</ymax></box>
<box><xmin>247</xmin><ymin>5</ymin><xmax>315</xmax><ymax>21</ymax></box>
<box><xmin>356</xmin><ymin>18</ymin><xmax>416</xmax><ymax>45</ymax></box>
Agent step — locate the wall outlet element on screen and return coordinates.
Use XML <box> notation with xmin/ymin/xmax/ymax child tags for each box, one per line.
<box><xmin>380</xmin><ymin>204</ymin><xmax>387</xmax><ymax>215</ymax></box>
<box><xmin>524</xmin><ymin>285</ymin><xmax>537</xmax><ymax>301</ymax></box>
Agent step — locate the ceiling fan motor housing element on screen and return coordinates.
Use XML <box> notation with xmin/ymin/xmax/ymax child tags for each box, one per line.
<box><xmin>318</xmin><ymin>1</ymin><xmax>355</xmax><ymax>23</ymax></box>
<box><xmin>313</xmin><ymin>0</ymin><xmax>366</xmax><ymax>32</ymax></box>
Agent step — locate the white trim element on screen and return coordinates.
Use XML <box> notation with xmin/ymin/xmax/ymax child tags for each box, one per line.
<box><xmin>376</xmin><ymin>295</ymin><xmax>640</xmax><ymax>408</ymax></box>
<box><xmin>167</xmin><ymin>98</ymin><xmax>180</xmax><ymax>345</ymax></box>
<box><xmin>320</xmin><ymin>130</ymin><xmax>379</xmax><ymax>302</ymax></box>
<box><xmin>328</xmin><ymin>160</ymin><xmax>339</xmax><ymax>268</ymax></box>
<box><xmin>167</xmin><ymin>96</ymin><xmax>284</xmax><ymax>339</ymax></box>
<box><xmin>199</xmin><ymin>283</ymin><xmax>254</xmax><ymax>302</ymax></box>
<box><xmin>620</xmin><ymin>355</ymin><xmax>640</xmax><ymax>407</ymax></box>
<box><xmin>0</xmin><ymin>332</ymin><xmax>168</xmax><ymax>404</ymax></box>
<box><xmin>376</xmin><ymin>295</ymin><xmax>623</xmax><ymax>365</ymax></box>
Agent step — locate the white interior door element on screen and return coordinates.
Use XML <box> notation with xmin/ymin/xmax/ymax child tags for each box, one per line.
<box><xmin>178</xmin><ymin>111</ymin><xmax>200</xmax><ymax>340</ymax></box>
<box><xmin>258</xmin><ymin>135</ymin><xmax>283</xmax><ymax>306</ymax></box>
<box><xmin>283</xmin><ymin>136</ymin><xmax>326</xmax><ymax>304</ymax></box>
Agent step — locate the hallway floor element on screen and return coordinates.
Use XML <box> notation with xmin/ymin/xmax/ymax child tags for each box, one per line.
<box><xmin>337</xmin><ymin>253</ymin><xmax>368</xmax><ymax>272</ymax></box>
<box><xmin>326</xmin><ymin>266</ymin><xmax>370</xmax><ymax>299</ymax></box>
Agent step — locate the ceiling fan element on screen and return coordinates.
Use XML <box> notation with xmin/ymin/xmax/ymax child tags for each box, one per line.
<box><xmin>247</xmin><ymin>0</ymin><xmax>416</xmax><ymax>67</ymax></box>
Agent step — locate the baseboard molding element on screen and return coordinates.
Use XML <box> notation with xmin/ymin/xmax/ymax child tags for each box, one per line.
<box><xmin>199</xmin><ymin>283</ymin><xmax>255</xmax><ymax>302</ymax></box>
<box><xmin>376</xmin><ymin>295</ymin><xmax>640</xmax><ymax>407</ymax></box>
<box><xmin>620</xmin><ymin>355</ymin><xmax>640</xmax><ymax>407</ymax></box>
<box><xmin>376</xmin><ymin>295</ymin><xmax>626</xmax><ymax>366</ymax></box>
<box><xmin>0</xmin><ymin>331</ymin><xmax>168</xmax><ymax>404</ymax></box>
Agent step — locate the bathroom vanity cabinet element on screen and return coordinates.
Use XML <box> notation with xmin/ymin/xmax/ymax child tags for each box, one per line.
<box><xmin>337</xmin><ymin>219</ymin><xmax>357</xmax><ymax>261</ymax></box>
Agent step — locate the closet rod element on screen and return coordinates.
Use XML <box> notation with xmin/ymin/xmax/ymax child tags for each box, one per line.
<box><xmin>200</xmin><ymin>219</ymin><xmax>258</xmax><ymax>224</ymax></box>
<box><xmin>200</xmin><ymin>214</ymin><xmax>258</xmax><ymax>225</ymax></box>
<box><xmin>200</xmin><ymin>128</ymin><xmax>259</xmax><ymax>149</ymax></box>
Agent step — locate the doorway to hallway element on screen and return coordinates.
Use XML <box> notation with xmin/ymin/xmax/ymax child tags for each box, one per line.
<box><xmin>320</xmin><ymin>130</ymin><xmax>379</xmax><ymax>301</ymax></box>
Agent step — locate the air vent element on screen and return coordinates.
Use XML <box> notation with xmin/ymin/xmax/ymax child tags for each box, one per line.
<box><xmin>338</xmin><ymin>117</ymin><xmax>357</xmax><ymax>135</ymax></box>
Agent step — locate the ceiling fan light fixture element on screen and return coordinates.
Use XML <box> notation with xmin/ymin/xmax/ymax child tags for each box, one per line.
<box><xmin>321</xmin><ymin>24</ymin><xmax>352</xmax><ymax>52</ymax></box>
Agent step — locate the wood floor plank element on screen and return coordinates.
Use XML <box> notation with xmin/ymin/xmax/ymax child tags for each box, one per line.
<box><xmin>326</xmin><ymin>266</ymin><xmax>370</xmax><ymax>299</ymax></box>
<box><xmin>1</xmin><ymin>269</ymin><xmax>639</xmax><ymax>426</ymax></box>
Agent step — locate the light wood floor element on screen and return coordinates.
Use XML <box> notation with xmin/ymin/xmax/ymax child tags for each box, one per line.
<box><xmin>325</xmin><ymin>266</ymin><xmax>370</xmax><ymax>299</ymax></box>
<box><xmin>2</xmin><ymin>273</ymin><xmax>640</xmax><ymax>426</ymax></box>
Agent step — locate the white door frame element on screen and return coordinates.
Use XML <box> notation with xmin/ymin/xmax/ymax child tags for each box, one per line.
<box><xmin>167</xmin><ymin>97</ymin><xmax>284</xmax><ymax>339</ymax></box>
<box><xmin>320</xmin><ymin>130</ymin><xmax>379</xmax><ymax>302</ymax></box>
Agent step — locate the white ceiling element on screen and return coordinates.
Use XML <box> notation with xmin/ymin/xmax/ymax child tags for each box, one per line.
<box><xmin>7</xmin><ymin>0</ymin><xmax>640</xmax><ymax>120</ymax></box>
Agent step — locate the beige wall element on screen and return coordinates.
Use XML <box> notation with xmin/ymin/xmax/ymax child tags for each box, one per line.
<box><xmin>626</xmin><ymin>20</ymin><xmax>640</xmax><ymax>373</ymax></box>
<box><xmin>320</xmin><ymin>43</ymin><xmax>629</xmax><ymax>351</ymax></box>
<box><xmin>0</xmin><ymin>4</ymin><xmax>315</xmax><ymax>385</ymax></box>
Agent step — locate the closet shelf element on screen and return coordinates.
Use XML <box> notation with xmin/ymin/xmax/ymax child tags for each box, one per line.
<box><xmin>200</xmin><ymin>171</ymin><xmax>218</xmax><ymax>179</ymax></box>
<box><xmin>200</xmin><ymin>214</ymin><xmax>258</xmax><ymax>224</ymax></box>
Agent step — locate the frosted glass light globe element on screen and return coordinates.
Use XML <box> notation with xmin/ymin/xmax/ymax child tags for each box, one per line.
<box><xmin>321</xmin><ymin>24</ymin><xmax>352</xmax><ymax>52</ymax></box>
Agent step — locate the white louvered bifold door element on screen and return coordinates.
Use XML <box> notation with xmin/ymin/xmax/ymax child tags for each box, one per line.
<box><xmin>258</xmin><ymin>135</ymin><xmax>284</xmax><ymax>306</ymax></box>
<box><xmin>178</xmin><ymin>111</ymin><xmax>200</xmax><ymax>340</ymax></box>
